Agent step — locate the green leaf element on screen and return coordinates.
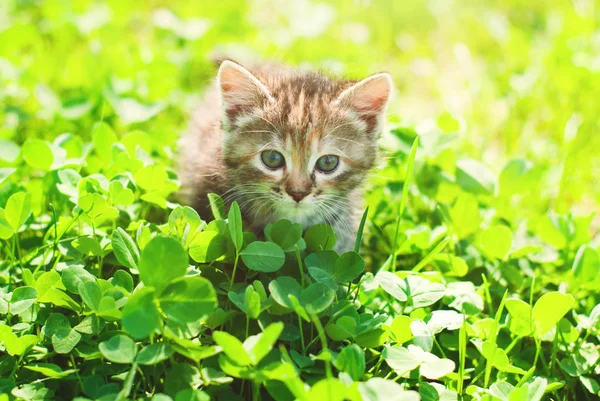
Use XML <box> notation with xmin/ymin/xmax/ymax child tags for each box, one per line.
<box><xmin>326</xmin><ymin>316</ymin><xmax>357</xmax><ymax>341</ymax></box>
<box><xmin>207</xmin><ymin>193</ymin><xmax>226</xmax><ymax>220</ymax></box>
<box><xmin>109</xmin><ymin>180</ymin><xmax>135</xmax><ymax>206</ymax></box>
<box><xmin>572</xmin><ymin>245</ymin><xmax>600</xmax><ymax>283</ymax></box>
<box><xmin>449</xmin><ymin>193</ymin><xmax>481</xmax><ymax>238</ymax></box>
<box><xmin>289</xmin><ymin>294</ymin><xmax>310</xmax><ymax>322</ymax></box>
<box><xmin>0</xmin><ymin>168</ymin><xmax>16</xmax><ymax>185</ymax></box>
<box><xmin>34</xmin><ymin>271</ymin><xmax>65</xmax><ymax>302</ymax></box>
<box><xmin>9</xmin><ymin>286</ymin><xmax>37</xmax><ymax>314</ymax></box>
<box><xmin>300</xmin><ymin>283</ymin><xmax>334</xmax><ymax>314</ymax></box>
<box><xmin>112</xmin><ymin>227</ymin><xmax>140</xmax><ymax>271</ymax></box>
<box><xmin>227</xmin><ymin>202</ymin><xmax>243</xmax><ymax>252</ymax></box>
<box><xmin>269</xmin><ymin>276</ymin><xmax>302</xmax><ymax>310</ymax></box>
<box><xmin>359</xmin><ymin>378</ymin><xmax>420</xmax><ymax>401</ymax></box>
<box><xmin>480</xmin><ymin>341</ymin><xmax>509</xmax><ymax>370</ymax></box>
<box><xmin>52</xmin><ymin>328</ymin><xmax>81</xmax><ymax>354</ymax></box>
<box><xmin>499</xmin><ymin>158</ymin><xmax>537</xmax><ymax>195</ymax></box>
<box><xmin>375</xmin><ymin>272</ymin><xmax>408</xmax><ymax>302</ymax></box>
<box><xmin>92</xmin><ymin>122</ymin><xmax>117</xmax><ymax>163</ymax></box>
<box><xmin>532</xmin><ymin>292</ymin><xmax>575</xmax><ymax>338</ymax></box>
<box><xmin>590</xmin><ymin>303</ymin><xmax>600</xmax><ymax>330</ymax></box>
<box><xmin>240</xmin><ymin>241</ymin><xmax>285</xmax><ymax>272</ymax></box>
<box><xmin>306</xmin><ymin>250</ymin><xmax>364</xmax><ymax>289</ymax></box>
<box><xmin>78</xmin><ymin>280</ymin><xmax>101</xmax><ymax>311</ymax></box>
<box><xmin>213</xmin><ymin>331</ymin><xmax>252</xmax><ymax>366</ymax></box>
<box><xmin>400</xmin><ymin>276</ymin><xmax>445</xmax><ymax>309</ymax></box>
<box><xmin>431</xmin><ymin>253</ymin><xmax>468</xmax><ymax>277</ymax></box>
<box><xmin>189</xmin><ymin>231</ymin><xmax>229</xmax><ymax>263</ymax></box>
<box><xmin>74</xmin><ymin>315</ymin><xmax>103</xmax><ymax>335</ymax></box>
<box><xmin>97</xmin><ymin>296</ymin><xmax>121</xmax><ymax>320</ymax></box>
<box><xmin>122</xmin><ymin>288</ymin><xmax>161</xmax><ymax>339</ymax></box>
<box><xmin>139</xmin><ymin>236</ymin><xmax>188</xmax><ymax>293</ymax></box>
<box><xmin>506</xmin><ymin>298</ymin><xmax>533</xmax><ymax>336</ymax></box>
<box><xmin>527</xmin><ymin>377</ymin><xmax>548</xmax><ymax>401</ymax></box>
<box><xmin>456</xmin><ymin>158</ymin><xmax>496</xmax><ymax>195</ymax></box>
<box><xmin>42</xmin><ymin>313</ymin><xmax>70</xmax><ymax>337</ymax></box>
<box><xmin>111</xmin><ymin>270</ymin><xmax>134</xmax><ymax>293</ymax></box>
<box><xmin>0</xmin><ymin>209</ymin><xmax>13</xmax><ymax>239</ymax></box>
<box><xmin>1</xmin><ymin>332</ymin><xmax>38</xmax><ymax>356</ymax></box>
<box><xmin>307</xmin><ymin>378</ymin><xmax>347</xmax><ymax>401</ymax></box>
<box><xmin>306</xmin><ymin>250</ymin><xmax>339</xmax><ymax>290</ymax></box>
<box><xmin>304</xmin><ymin>224</ymin><xmax>337</xmax><ymax>253</ymax></box>
<box><xmin>136</xmin><ymin>342</ymin><xmax>174</xmax><ymax>365</ymax></box>
<box><xmin>22</xmin><ymin>139</ymin><xmax>54</xmax><ymax>171</ymax></box>
<box><xmin>243</xmin><ymin>285</ymin><xmax>261</xmax><ymax>319</ymax></box>
<box><xmin>382</xmin><ymin>346</ymin><xmax>420</xmax><ymax>375</ymax></box>
<box><xmin>267</xmin><ymin>219</ymin><xmax>303</xmax><ymax>251</ymax></box>
<box><xmin>419</xmin><ymin>356</ymin><xmax>455</xmax><ymax>380</ymax></box>
<box><xmin>24</xmin><ymin>363</ymin><xmax>76</xmax><ymax>378</ymax></box>
<box><xmin>61</xmin><ymin>265</ymin><xmax>95</xmax><ymax>295</ymax></box>
<box><xmin>579</xmin><ymin>376</ymin><xmax>599</xmax><ymax>397</ymax></box>
<box><xmin>477</xmin><ymin>225</ymin><xmax>513</xmax><ymax>260</ymax></box>
<box><xmin>169</xmin><ymin>206</ymin><xmax>202</xmax><ymax>243</ymax></box>
<box><xmin>333</xmin><ymin>251</ymin><xmax>365</xmax><ymax>283</ymax></box>
<box><xmin>99</xmin><ymin>334</ymin><xmax>137</xmax><ymax>364</ymax></box>
<box><xmin>245</xmin><ymin>322</ymin><xmax>284</xmax><ymax>364</ymax></box>
<box><xmin>334</xmin><ymin>344</ymin><xmax>365</xmax><ymax>380</ymax></box>
<box><xmin>4</xmin><ymin>192</ymin><xmax>32</xmax><ymax>231</ymax></box>
<box><xmin>159</xmin><ymin>276</ymin><xmax>217</xmax><ymax>323</ymax></box>
<box><xmin>72</xmin><ymin>236</ymin><xmax>102</xmax><ymax>256</ymax></box>
<box><xmin>387</xmin><ymin>316</ymin><xmax>414</xmax><ymax>345</ymax></box>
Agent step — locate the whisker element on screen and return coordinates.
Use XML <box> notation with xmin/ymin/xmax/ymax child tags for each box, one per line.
<box><xmin>333</xmin><ymin>137</ymin><xmax>366</xmax><ymax>147</ymax></box>
<box><xmin>251</xmin><ymin>114</ymin><xmax>283</xmax><ymax>137</ymax></box>
<box><xmin>238</xmin><ymin>130</ymin><xmax>279</xmax><ymax>136</ymax></box>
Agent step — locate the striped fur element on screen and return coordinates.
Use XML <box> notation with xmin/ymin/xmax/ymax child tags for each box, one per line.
<box><xmin>179</xmin><ymin>60</ymin><xmax>392</xmax><ymax>251</ymax></box>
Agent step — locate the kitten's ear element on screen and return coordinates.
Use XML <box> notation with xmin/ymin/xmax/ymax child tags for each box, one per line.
<box><xmin>335</xmin><ymin>73</ymin><xmax>393</xmax><ymax>133</ymax></box>
<box><xmin>218</xmin><ymin>60</ymin><xmax>273</xmax><ymax>125</ymax></box>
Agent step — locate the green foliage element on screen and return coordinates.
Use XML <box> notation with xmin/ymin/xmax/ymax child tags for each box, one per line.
<box><xmin>0</xmin><ymin>1</ymin><xmax>599</xmax><ymax>400</ymax></box>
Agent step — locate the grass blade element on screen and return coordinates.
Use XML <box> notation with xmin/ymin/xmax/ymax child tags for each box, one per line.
<box><xmin>413</xmin><ymin>236</ymin><xmax>450</xmax><ymax>272</ymax></box>
<box><xmin>391</xmin><ymin>136</ymin><xmax>419</xmax><ymax>272</ymax></box>
<box><xmin>354</xmin><ymin>206</ymin><xmax>369</xmax><ymax>253</ymax></box>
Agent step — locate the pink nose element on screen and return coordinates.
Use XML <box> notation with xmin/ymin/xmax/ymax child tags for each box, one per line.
<box><xmin>287</xmin><ymin>190</ymin><xmax>309</xmax><ymax>203</ymax></box>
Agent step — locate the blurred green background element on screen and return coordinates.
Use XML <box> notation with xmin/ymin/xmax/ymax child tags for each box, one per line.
<box><xmin>1</xmin><ymin>0</ymin><xmax>598</xmax><ymax>218</ymax></box>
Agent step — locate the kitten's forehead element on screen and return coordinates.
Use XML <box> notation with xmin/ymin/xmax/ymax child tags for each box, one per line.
<box><xmin>258</xmin><ymin>77</ymin><xmax>365</xmax><ymax>147</ymax></box>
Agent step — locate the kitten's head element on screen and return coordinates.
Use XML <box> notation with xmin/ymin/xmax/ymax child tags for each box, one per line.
<box><xmin>218</xmin><ymin>60</ymin><xmax>392</xmax><ymax>227</ymax></box>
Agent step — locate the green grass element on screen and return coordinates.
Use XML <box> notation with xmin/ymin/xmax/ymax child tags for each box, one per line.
<box><xmin>1</xmin><ymin>1</ymin><xmax>599</xmax><ymax>400</ymax></box>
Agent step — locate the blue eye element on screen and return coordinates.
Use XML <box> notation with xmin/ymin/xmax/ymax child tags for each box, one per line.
<box><xmin>261</xmin><ymin>150</ymin><xmax>285</xmax><ymax>169</ymax></box>
<box><xmin>316</xmin><ymin>155</ymin><xmax>339</xmax><ymax>173</ymax></box>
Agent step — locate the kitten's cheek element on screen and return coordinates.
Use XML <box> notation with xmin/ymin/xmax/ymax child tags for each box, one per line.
<box><xmin>315</xmin><ymin>178</ymin><xmax>341</xmax><ymax>190</ymax></box>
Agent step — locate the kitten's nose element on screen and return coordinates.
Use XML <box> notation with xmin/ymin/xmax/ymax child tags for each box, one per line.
<box><xmin>287</xmin><ymin>190</ymin><xmax>309</xmax><ymax>203</ymax></box>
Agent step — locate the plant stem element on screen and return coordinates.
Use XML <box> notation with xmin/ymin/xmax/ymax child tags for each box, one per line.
<box><xmin>115</xmin><ymin>362</ymin><xmax>138</xmax><ymax>401</ymax></box>
<box><xmin>14</xmin><ymin>234</ymin><xmax>22</xmax><ymax>267</ymax></box>
<box><xmin>310</xmin><ymin>312</ymin><xmax>332</xmax><ymax>379</ymax></box>
<box><xmin>229</xmin><ymin>254</ymin><xmax>239</xmax><ymax>292</ymax></box>
<box><xmin>69</xmin><ymin>354</ymin><xmax>84</xmax><ymax>392</ymax></box>
<box><xmin>34</xmin><ymin>210</ymin><xmax>83</xmax><ymax>274</ymax></box>
<box><xmin>295</xmin><ymin>246</ymin><xmax>304</xmax><ymax>288</ymax></box>
<box><xmin>298</xmin><ymin>315</ymin><xmax>306</xmax><ymax>354</ymax></box>
<box><xmin>457</xmin><ymin>316</ymin><xmax>467</xmax><ymax>396</ymax></box>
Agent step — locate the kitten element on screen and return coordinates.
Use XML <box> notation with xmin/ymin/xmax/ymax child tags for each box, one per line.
<box><xmin>179</xmin><ymin>60</ymin><xmax>392</xmax><ymax>252</ymax></box>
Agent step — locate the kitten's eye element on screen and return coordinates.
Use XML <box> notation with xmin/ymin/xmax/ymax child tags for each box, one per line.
<box><xmin>316</xmin><ymin>155</ymin><xmax>339</xmax><ymax>173</ymax></box>
<box><xmin>261</xmin><ymin>150</ymin><xmax>285</xmax><ymax>169</ymax></box>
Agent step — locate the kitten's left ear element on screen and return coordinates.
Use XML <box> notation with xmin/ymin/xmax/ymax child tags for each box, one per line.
<box><xmin>218</xmin><ymin>60</ymin><xmax>273</xmax><ymax>126</ymax></box>
<box><xmin>335</xmin><ymin>73</ymin><xmax>393</xmax><ymax>133</ymax></box>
